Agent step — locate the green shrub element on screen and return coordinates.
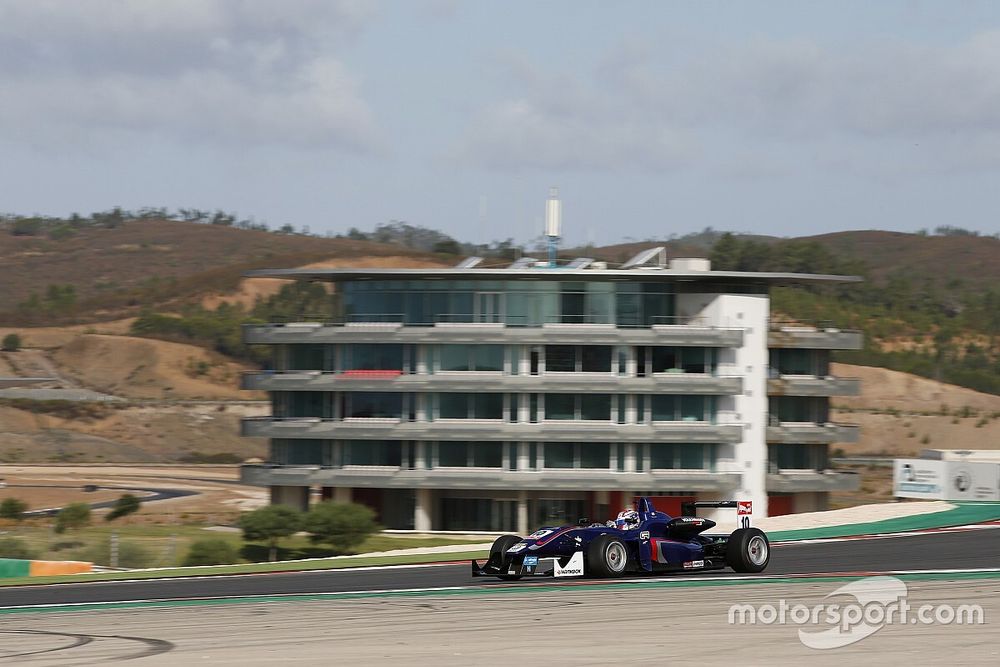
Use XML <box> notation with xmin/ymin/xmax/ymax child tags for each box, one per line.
<box><xmin>304</xmin><ymin>502</ymin><xmax>378</xmax><ymax>555</ymax></box>
<box><xmin>0</xmin><ymin>497</ymin><xmax>28</xmax><ymax>520</ymax></box>
<box><xmin>183</xmin><ymin>539</ymin><xmax>241</xmax><ymax>566</ymax></box>
<box><xmin>0</xmin><ymin>537</ymin><xmax>38</xmax><ymax>559</ymax></box>
<box><xmin>105</xmin><ymin>494</ymin><xmax>141</xmax><ymax>522</ymax></box>
<box><xmin>1</xmin><ymin>333</ymin><xmax>21</xmax><ymax>352</ymax></box>
<box><xmin>238</xmin><ymin>505</ymin><xmax>302</xmax><ymax>562</ymax></box>
<box><xmin>54</xmin><ymin>502</ymin><xmax>92</xmax><ymax>533</ymax></box>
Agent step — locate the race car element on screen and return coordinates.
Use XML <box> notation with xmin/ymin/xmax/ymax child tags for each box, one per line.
<box><xmin>471</xmin><ymin>497</ymin><xmax>769</xmax><ymax>580</ymax></box>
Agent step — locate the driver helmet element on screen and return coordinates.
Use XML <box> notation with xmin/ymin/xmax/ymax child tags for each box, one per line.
<box><xmin>615</xmin><ymin>508</ymin><xmax>640</xmax><ymax>530</ymax></box>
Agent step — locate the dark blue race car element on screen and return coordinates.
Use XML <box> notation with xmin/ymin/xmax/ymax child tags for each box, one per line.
<box><xmin>472</xmin><ymin>497</ymin><xmax>770</xmax><ymax>580</ymax></box>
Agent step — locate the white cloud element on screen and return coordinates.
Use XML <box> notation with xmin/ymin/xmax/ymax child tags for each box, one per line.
<box><xmin>0</xmin><ymin>0</ymin><xmax>382</xmax><ymax>152</ymax></box>
<box><xmin>455</xmin><ymin>32</ymin><xmax>1000</xmax><ymax>173</ymax></box>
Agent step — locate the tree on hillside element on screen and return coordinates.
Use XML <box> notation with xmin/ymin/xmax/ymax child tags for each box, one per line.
<box><xmin>303</xmin><ymin>502</ymin><xmax>378</xmax><ymax>555</ymax></box>
<box><xmin>0</xmin><ymin>497</ymin><xmax>28</xmax><ymax>521</ymax></box>
<box><xmin>104</xmin><ymin>494</ymin><xmax>141</xmax><ymax>522</ymax></box>
<box><xmin>54</xmin><ymin>502</ymin><xmax>91</xmax><ymax>533</ymax></box>
<box><xmin>1</xmin><ymin>333</ymin><xmax>21</xmax><ymax>352</ymax></box>
<box><xmin>238</xmin><ymin>505</ymin><xmax>302</xmax><ymax>562</ymax></box>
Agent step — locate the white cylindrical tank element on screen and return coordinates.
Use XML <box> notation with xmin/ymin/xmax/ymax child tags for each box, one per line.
<box><xmin>545</xmin><ymin>187</ymin><xmax>561</xmax><ymax>238</ymax></box>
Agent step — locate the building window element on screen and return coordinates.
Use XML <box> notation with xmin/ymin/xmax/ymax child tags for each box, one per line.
<box><xmin>544</xmin><ymin>394</ymin><xmax>612</xmax><ymax>421</ymax></box>
<box><xmin>544</xmin><ymin>345</ymin><xmax>612</xmax><ymax>372</ymax></box>
<box><xmin>286</xmin><ymin>345</ymin><xmax>328</xmax><ymax>371</ymax></box>
<box><xmin>435</xmin><ymin>441</ymin><xmax>504</xmax><ymax>468</ymax></box>
<box><xmin>342</xmin><ymin>392</ymin><xmax>404</xmax><ymax>419</ymax></box>
<box><xmin>271</xmin><ymin>439</ymin><xmax>332</xmax><ymax>465</ymax></box>
<box><xmin>650</xmin><ymin>395</ymin><xmax>713</xmax><ymax>422</ymax></box>
<box><xmin>343</xmin><ymin>344</ymin><xmax>405</xmax><ymax>371</ymax></box>
<box><xmin>769</xmin><ymin>349</ymin><xmax>829</xmax><ymax>376</ymax></box>
<box><xmin>343</xmin><ymin>440</ymin><xmax>402</xmax><ymax>467</ymax></box>
<box><xmin>768</xmin><ymin>444</ymin><xmax>828</xmax><ymax>471</ymax></box>
<box><xmin>648</xmin><ymin>444</ymin><xmax>716</xmax><ymax>470</ymax></box>
<box><xmin>436</xmin><ymin>345</ymin><xmax>504</xmax><ymax>372</ymax></box>
<box><xmin>435</xmin><ymin>393</ymin><xmax>504</xmax><ymax>419</ymax></box>
<box><xmin>274</xmin><ymin>391</ymin><xmax>330</xmax><ymax>418</ymax></box>
<box><xmin>544</xmin><ymin>442</ymin><xmax>574</xmax><ymax>468</ymax></box>
<box><xmin>542</xmin><ymin>442</ymin><xmax>611</xmax><ymax>469</ymax></box>
<box><xmin>769</xmin><ymin>397</ymin><xmax>828</xmax><ymax>423</ymax></box>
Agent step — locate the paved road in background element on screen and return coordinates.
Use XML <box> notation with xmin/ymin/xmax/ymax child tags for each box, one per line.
<box><xmin>2</xmin><ymin>528</ymin><xmax>997</xmax><ymax>608</ymax></box>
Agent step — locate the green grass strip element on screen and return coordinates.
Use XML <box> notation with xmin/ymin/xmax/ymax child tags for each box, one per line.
<box><xmin>0</xmin><ymin>549</ymin><xmax>489</xmax><ymax>588</ymax></box>
<box><xmin>769</xmin><ymin>502</ymin><xmax>1000</xmax><ymax>542</ymax></box>
<box><xmin>2</xmin><ymin>569</ymin><xmax>999</xmax><ymax>615</ymax></box>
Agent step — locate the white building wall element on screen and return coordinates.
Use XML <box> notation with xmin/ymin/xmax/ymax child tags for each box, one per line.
<box><xmin>677</xmin><ymin>292</ymin><xmax>770</xmax><ymax>520</ymax></box>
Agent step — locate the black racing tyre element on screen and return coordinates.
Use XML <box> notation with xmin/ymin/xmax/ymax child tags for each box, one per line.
<box><xmin>586</xmin><ymin>533</ymin><xmax>629</xmax><ymax>578</ymax></box>
<box><xmin>490</xmin><ymin>534</ymin><xmax>524</xmax><ymax>581</ymax></box>
<box><xmin>726</xmin><ymin>527</ymin><xmax>770</xmax><ymax>573</ymax></box>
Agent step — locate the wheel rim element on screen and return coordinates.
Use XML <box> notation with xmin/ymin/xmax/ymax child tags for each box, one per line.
<box><xmin>747</xmin><ymin>535</ymin><xmax>769</xmax><ymax>566</ymax></box>
<box><xmin>605</xmin><ymin>541</ymin><xmax>627</xmax><ymax>573</ymax></box>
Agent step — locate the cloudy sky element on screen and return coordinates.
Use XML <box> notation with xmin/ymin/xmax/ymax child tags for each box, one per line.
<box><xmin>2</xmin><ymin>0</ymin><xmax>1000</xmax><ymax>245</ymax></box>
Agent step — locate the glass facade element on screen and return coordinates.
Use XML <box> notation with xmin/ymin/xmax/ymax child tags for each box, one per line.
<box><xmin>340</xmin><ymin>279</ymin><xmax>702</xmax><ymax>327</ymax></box>
<box><xmin>648</xmin><ymin>395</ymin><xmax>715</xmax><ymax>422</ymax></box>
<box><xmin>768</xmin><ymin>444</ymin><xmax>828</xmax><ymax>471</ymax></box>
<box><xmin>646</xmin><ymin>443</ymin><xmax>716</xmax><ymax>470</ymax></box>
<box><xmin>769</xmin><ymin>396</ymin><xmax>829</xmax><ymax>423</ymax></box>
<box><xmin>769</xmin><ymin>348</ymin><xmax>829</xmax><ymax>376</ymax></box>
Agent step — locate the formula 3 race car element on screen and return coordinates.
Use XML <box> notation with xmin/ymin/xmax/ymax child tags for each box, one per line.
<box><xmin>472</xmin><ymin>497</ymin><xmax>769</xmax><ymax>580</ymax></box>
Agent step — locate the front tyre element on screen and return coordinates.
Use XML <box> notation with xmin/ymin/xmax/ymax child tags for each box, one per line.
<box><xmin>490</xmin><ymin>534</ymin><xmax>523</xmax><ymax>581</ymax></box>
<box><xmin>726</xmin><ymin>528</ymin><xmax>770</xmax><ymax>573</ymax></box>
<box><xmin>587</xmin><ymin>534</ymin><xmax>629</xmax><ymax>578</ymax></box>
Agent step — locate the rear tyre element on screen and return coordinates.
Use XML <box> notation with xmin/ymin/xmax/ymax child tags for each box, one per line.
<box><xmin>490</xmin><ymin>534</ymin><xmax>524</xmax><ymax>581</ymax></box>
<box><xmin>586</xmin><ymin>534</ymin><xmax>629</xmax><ymax>578</ymax></box>
<box><xmin>726</xmin><ymin>528</ymin><xmax>770</xmax><ymax>573</ymax></box>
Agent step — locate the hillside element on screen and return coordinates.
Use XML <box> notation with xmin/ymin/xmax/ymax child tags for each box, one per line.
<box><xmin>832</xmin><ymin>363</ymin><xmax>1000</xmax><ymax>456</ymax></box>
<box><xmin>0</xmin><ymin>218</ymin><xmax>444</xmax><ymax>321</ymax></box>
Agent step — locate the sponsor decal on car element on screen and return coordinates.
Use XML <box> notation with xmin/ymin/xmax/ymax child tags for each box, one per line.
<box><xmin>506</xmin><ymin>543</ymin><xmax>527</xmax><ymax>553</ymax></box>
<box><xmin>527</xmin><ymin>529</ymin><xmax>553</xmax><ymax>539</ymax></box>
<box><xmin>737</xmin><ymin>501</ymin><xmax>753</xmax><ymax>516</ymax></box>
<box><xmin>554</xmin><ymin>551</ymin><xmax>585</xmax><ymax>577</ymax></box>
<box><xmin>523</xmin><ymin>556</ymin><xmax>539</xmax><ymax>566</ymax></box>
<box><xmin>639</xmin><ymin>531</ymin><xmax>650</xmax><ymax>540</ymax></box>
<box><xmin>683</xmin><ymin>560</ymin><xmax>705</xmax><ymax>569</ymax></box>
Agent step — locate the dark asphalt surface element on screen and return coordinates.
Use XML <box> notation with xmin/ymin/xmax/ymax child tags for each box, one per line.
<box><xmin>2</xmin><ymin>528</ymin><xmax>997</xmax><ymax>608</ymax></box>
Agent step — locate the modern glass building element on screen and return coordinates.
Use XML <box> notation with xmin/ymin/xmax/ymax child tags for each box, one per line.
<box><xmin>240</xmin><ymin>254</ymin><xmax>862</xmax><ymax>530</ymax></box>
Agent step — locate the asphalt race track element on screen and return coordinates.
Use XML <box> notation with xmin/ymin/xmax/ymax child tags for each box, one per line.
<box><xmin>2</xmin><ymin>527</ymin><xmax>998</xmax><ymax>608</ymax></box>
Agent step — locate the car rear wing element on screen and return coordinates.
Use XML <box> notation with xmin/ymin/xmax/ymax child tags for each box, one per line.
<box><xmin>681</xmin><ymin>500</ymin><xmax>753</xmax><ymax>528</ymax></box>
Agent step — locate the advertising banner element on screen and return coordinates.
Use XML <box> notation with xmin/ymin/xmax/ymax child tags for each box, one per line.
<box><xmin>895</xmin><ymin>459</ymin><xmax>1000</xmax><ymax>501</ymax></box>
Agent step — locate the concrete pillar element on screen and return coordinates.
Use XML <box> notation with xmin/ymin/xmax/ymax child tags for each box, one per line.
<box><xmin>625</xmin><ymin>444</ymin><xmax>637</xmax><ymax>472</ymax></box>
<box><xmin>517</xmin><ymin>491</ymin><xmax>529</xmax><ymax>534</ymax></box>
<box><xmin>333</xmin><ymin>487</ymin><xmax>352</xmax><ymax>503</ymax></box>
<box><xmin>270</xmin><ymin>485</ymin><xmax>309</xmax><ymax>511</ymax></box>
<box><xmin>414</xmin><ymin>488</ymin><xmax>433</xmax><ymax>531</ymax></box>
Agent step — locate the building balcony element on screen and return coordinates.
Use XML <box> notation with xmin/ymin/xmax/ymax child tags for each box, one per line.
<box><xmin>242</xmin><ymin>321</ymin><xmax>744</xmax><ymax>348</ymax></box>
<box><xmin>767</xmin><ymin>322</ymin><xmax>863</xmax><ymax>350</ymax></box>
<box><xmin>767</xmin><ymin>375</ymin><xmax>861</xmax><ymax>397</ymax></box>
<box><xmin>766</xmin><ymin>469</ymin><xmax>861</xmax><ymax>492</ymax></box>
<box><xmin>241</xmin><ymin>417</ymin><xmax>744</xmax><ymax>443</ymax></box>
<box><xmin>242</xmin><ymin>370</ymin><xmax>743</xmax><ymax>395</ymax></box>
<box><xmin>240</xmin><ymin>463</ymin><xmax>743</xmax><ymax>492</ymax></box>
<box><xmin>765</xmin><ymin>422</ymin><xmax>860</xmax><ymax>444</ymax></box>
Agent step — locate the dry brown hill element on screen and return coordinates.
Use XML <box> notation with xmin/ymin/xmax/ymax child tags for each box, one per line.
<box><xmin>832</xmin><ymin>362</ymin><xmax>1000</xmax><ymax>456</ymax></box>
<box><xmin>0</xmin><ymin>219</ymin><xmax>444</xmax><ymax>319</ymax></box>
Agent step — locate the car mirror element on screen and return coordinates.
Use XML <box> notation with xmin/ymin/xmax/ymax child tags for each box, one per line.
<box><xmin>577</xmin><ymin>517</ymin><xmax>590</xmax><ymax>526</ymax></box>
